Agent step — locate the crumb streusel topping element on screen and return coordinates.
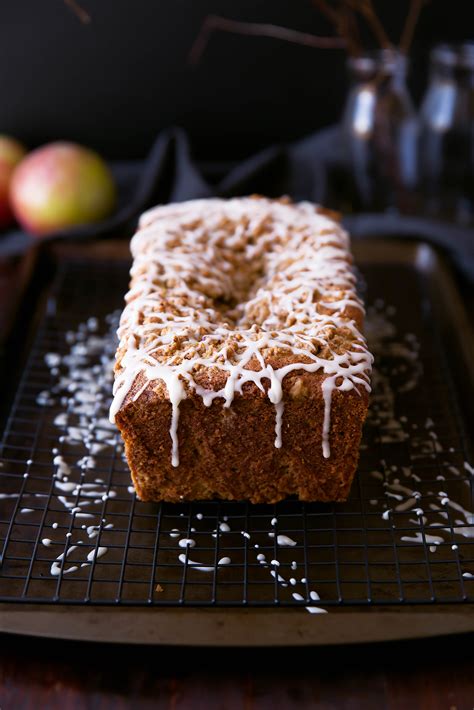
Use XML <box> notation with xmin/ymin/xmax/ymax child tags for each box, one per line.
<box><xmin>110</xmin><ymin>197</ymin><xmax>373</xmax><ymax>466</ymax></box>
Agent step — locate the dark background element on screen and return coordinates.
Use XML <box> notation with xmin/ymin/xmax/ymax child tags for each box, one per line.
<box><xmin>0</xmin><ymin>1</ymin><xmax>470</xmax><ymax>161</ymax></box>
<box><xmin>1</xmin><ymin>6</ymin><xmax>474</xmax><ymax>706</ymax></box>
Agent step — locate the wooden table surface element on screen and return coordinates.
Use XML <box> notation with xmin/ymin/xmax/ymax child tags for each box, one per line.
<box><xmin>0</xmin><ymin>632</ymin><xmax>473</xmax><ymax>709</ymax></box>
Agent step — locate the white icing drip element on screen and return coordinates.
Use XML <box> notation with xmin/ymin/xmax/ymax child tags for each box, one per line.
<box><xmin>401</xmin><ymin>532</ymin><xmax>444</xmax><ymax>545</ymax></box>
<box><xmin>86</xmin><ymin>546</ymin><xmax>108</xmax><ymax>562</ymax></box>
<box><xmin>306</xmin><ymin>606</ymin><xmax>328</xmax><ymax>614</ymax></box>
<box><xmin>464</xmin><ymin>461</ymin><xmax>474</xmax><ymax>476</ymax></box>
<box><xmin>178</xmin><ymin>538</ymin><xmax>196</xmax><ymax>548</ymax></box>
<box><xmin>110</xmin><ymin>198</ymin><xmax>372</xmax><ymax>466</ymax></box>
<box><xmin>322</xmin><ymin>377</ymin><xmax>335</xmax><ymax>459</ymax></box>
<box><xmin>274</xmin><ymin>400</ymin><xmax>284</xmax><ymax>448</ymax></box>
<box><xmin>277</xmin><ymin>534</ymin><xmax>297</xmax><ymax>547</ymax></box>
<box><xmin>178</xmin><ymin>554</ymin><xmax>231</xmax><ymax>572</ymax></box>
<box><xmin>55</xmin><ymin>481</ymin><xmax>76</xmax><ymax>493</ymax></box>
<box><xmin>50</xmin><ymin>546</ymin><xmax>79</xmax><ymax>576</ymax></box>
<box><xmin>170</xmin><ymin>403</ymin><xmax>180</xmax><ymax>466</ymax></box>
<box><xmin>271</xmin><ymin>570</ymin><xmax>286</xmax><ymax>583</ymax></box>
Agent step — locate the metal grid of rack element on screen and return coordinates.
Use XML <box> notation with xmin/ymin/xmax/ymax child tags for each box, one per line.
<box><xmin>0</xmin><ymin>256</ymin><xmax>473</xmax><ymax>609</ymax></box>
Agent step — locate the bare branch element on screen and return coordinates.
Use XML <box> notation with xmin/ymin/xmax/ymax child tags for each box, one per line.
<box><xmin>63</xmin><ymin>0</ymin><xmax>91</xmax><ymax>25</ymax></box>
<box><xmin>346</xmin><ymin>0</ymin><xmax>393</xmax><ymax>49</ymax></box>
<box><xmin>400</xmin><ymin>0</ymin><xmax>428</xmax><ymax>54</ymax></box>
<box><xmin>339</xmin><ymin>4</ymin><xmax>363</xmax><ymax>56</ymax></box>
<box><xmin>311</xmin><ymin>0</ymin><xmax>341</xmax><ymax>24</ymax></box>
<box><xmin>311</xmin><ymin>0</ymin><xmax>362</xmax><ymax>56</ymax></box>
<box><xmin>189</xmin><ymin>14</ymin><xmax>345</xmax><ymax>65</ymax></box>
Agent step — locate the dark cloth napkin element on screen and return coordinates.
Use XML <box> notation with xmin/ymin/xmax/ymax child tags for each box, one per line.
<box><xmin>1</xmin><ymin>126</ymin><xmax>473</xmax><ymax>283</ymax></box>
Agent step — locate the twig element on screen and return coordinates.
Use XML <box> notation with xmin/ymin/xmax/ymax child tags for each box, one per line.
<box><xmin>339</xmin><ymin>4</ymin><xmax>363</xmax><ymax>56</ymax></box>
<box><xmin>346</xmin><ymin>0</ymin><xmax>393</xmax><ymax>49</ymax></box>
<box><xmin>400</xmin><ymin>0</ymin><xmax>427</xmax><ymax>54</ymax></box>
<box><xmin>311</xmin><ymin>0</ymin><xmax>341</xmax><ymax>25</ymax></box>
<box><xmin>311</xmin><ymin>0</ymin><xmax>362</xmax><ymax>56</ymax></box>
<box><xmin>343</xmin><ymin>5</ymin><xmax>362</xmax><ymax>48</ymax></box>
<box><xmin>189</xmin><ymin>14</ymin><xmax>345</xmax><ymax>65</ymax></box>
<box><xmin>63</xmin><ymin>0</ymin><xmax>91</xmax><ymax>24</ymax></box>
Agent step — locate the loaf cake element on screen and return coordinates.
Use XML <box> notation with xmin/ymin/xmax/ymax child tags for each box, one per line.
<box><xmin>110</xmin><ymin>196</ymin><xmax>373</xmax><ymax>503</ymax></box>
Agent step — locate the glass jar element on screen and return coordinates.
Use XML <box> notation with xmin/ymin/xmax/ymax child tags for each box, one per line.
<box><xmin>341</xmin><ymin>49</ymin><xmax>418</xmax><ymax>212</ymax></box>
<box><xmin>419</xmin><ymin>43</ymin><xmax>474</xmax><ymax>224</ymax></box>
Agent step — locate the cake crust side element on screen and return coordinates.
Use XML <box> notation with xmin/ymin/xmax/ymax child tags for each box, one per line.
<box><xmin>115</xmin><ymin>370</ymin><xmax>369</xmax><ymax>503</ymax></box>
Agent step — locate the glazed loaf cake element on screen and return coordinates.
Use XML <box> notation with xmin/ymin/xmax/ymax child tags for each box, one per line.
<box><xmin>110</xmin><ymin>197</ymin><xmax>372</xmax><ymax>503</ymax></box>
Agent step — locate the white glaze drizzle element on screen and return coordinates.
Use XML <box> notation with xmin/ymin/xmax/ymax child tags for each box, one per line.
<box><xmin>274</xmin><ymin>400</ymin><xmax>284</xmax><ymax>448</ymax></box>
<box><xmin>276</xmin><ymin>534</ymin><xmax>297</xmax><ymax>547</ymax></box>
<box><xmin>178</xmin><ymin>538</ymin><xmax>196</xmax><ymax>548</ymax></box>
<box><xmin>86</xmin><ymin>546</ymin><xmax>108</xmax><ymax>562</ymax></box>
<box><xmin>178</xmin><ymin>554</ymin><xmax>231</xmax><ymax>572</ymax></box>
<box><xmin>50</xmin><ymin>545</ymin><xmax>79</xmax><ymax>577</ymax></box>
<box><xmin>110</xmin><ymin>198</ymin><xmax>372</xmax><ymax>466</ymax></box>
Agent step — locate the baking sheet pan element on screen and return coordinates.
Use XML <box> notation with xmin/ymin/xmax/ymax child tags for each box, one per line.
<box><xmin>0</xmin><ymin>238</ymin><xmax>473</xmax><ymax>645</ymax></box>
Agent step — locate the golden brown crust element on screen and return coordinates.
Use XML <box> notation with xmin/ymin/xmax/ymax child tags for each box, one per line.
<box><xmin>116</xmin><ymin>370</ymin><xmax>369</xmax><ymax>504</ymax></box>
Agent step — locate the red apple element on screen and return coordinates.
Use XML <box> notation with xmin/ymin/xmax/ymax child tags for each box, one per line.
<box><xmin>0</xmin><ymin>135</ymin><xmax>27</xmax><ymax>229</ymax></box>
<box><xmin>10</xmin><ymin>142</ymin><xmax>116</xmax><ymax>236</ymax></box>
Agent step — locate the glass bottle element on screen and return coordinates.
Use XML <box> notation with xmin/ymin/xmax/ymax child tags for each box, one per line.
<box><xmin>419</xmin><ymin>43</ymin><xmax>474</xmax><ymax>224</ymax></box>
<box><xmin>341</xmin><ymin>49</ymin><xmax>418</xmax><ymax>212</ymax></box>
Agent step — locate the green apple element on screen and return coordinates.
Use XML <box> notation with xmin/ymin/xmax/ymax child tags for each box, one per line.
<box><xmin>10</xmin><ymin>142</ymin><xmax>116</xmax><ymax>236</ymax></box>
<box><xmin>0</xmin><ymin>135</ymin><xmax>27</xmax><ymax>229</ymax></box>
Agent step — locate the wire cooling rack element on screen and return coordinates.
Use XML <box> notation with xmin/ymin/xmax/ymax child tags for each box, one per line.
<box><xmin>0</xmin><ymin>248</ymin><xmax>473</xmax><ymax>610</ymax></box>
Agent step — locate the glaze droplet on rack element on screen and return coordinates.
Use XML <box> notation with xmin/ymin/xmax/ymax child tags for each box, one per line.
<box><xmin>110</xmin><ymin>197</ymin><xmax>373</xmax><ymax>466</ymax></box>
